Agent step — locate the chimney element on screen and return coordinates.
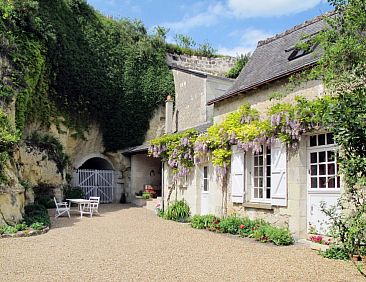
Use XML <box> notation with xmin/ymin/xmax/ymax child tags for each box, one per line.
<box><xmin>165</xmin><ymin>95</ymin><xmax>174</xmax><ymax>134</ymax></box>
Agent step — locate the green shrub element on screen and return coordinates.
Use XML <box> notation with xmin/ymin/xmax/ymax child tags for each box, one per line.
<box><xmin>238</xmin><ymin>218</ymin><xmax>263</xmax><ymax>238</ymax></box>
<box><xmin>156</xmin><ymin>208</ymin><xmax>165</xmax><ymax>218</ymax></box>
<box><xmin>33</xmin><ymin>183</ymin><xmax>55</xmax><ymax>209</ymax></box>
<box><xmin>23</xmin><ymin>204</ymin><xmax>51</xmax><ymax>227</ymax></box>
<box><xmin>321</xmin><ymin>245</ymin><xmax>349</xmax><ymax>260</ymax></box>
<box><xmin>191</xmin><ymin>214</ymin><xmax>216</xmax><ymax>229</ymax></box>
<box><xmin>252</xmin><ymin>224</ymin><xmax>294</xmax><ymax>246</ymax></box>
<box><xmin>63</xmin><ymin>185</ymin><xmax>84</xmax><ymax>201</ymax></box>
<box><xmin>164</xmin><ymin>200</ymin><xmax>190</xmax><ymax>222</ymax></box>
<box><xmin>207</xmin><ymin>216</ymin><xmax>221</xmax><ymax>232</ymax></box>
<box><xmin>30</xmin><ymin>222</ymin><xmax>45</xmax><ymax>230</ymax></box>
<box><xmin>142</xmin><ymin>192</ymin><xmax>151</xmax><ymax>199</ymax></box>
<box><xmin>266</xmin><ymin>226</ymin><xmax>294</xmax><ymax>246</ymax></box>
<box><xmin>219</xmin><ymin>215</ymin><xmax>244</xmax><ymax>234</ymax></box>
<box><xmin>0</xmin><ymin>225</ymin><xmax>18</xmax><ymax>234</ymax></box>
<box><xmin>15</xmin><ymin>223</ymin><xmax>27</xmax><ymax>231</ymax></box>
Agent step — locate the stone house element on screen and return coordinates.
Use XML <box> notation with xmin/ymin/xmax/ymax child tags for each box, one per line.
<box><xmin>122</xmin><ymin>59</ymin><xmax>235</xmax><ymax>208</ymax></box>
<box><xmin>164</xmin><ymin>15</ymin><xmax>338</xmax><ymax>240</ymax></box>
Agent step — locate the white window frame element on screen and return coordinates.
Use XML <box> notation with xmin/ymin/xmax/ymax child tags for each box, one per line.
<box><xmin>203</xmin><ymin>166</ymin><xmax>209</xmax><ymax>193</ymax></box>
<box><xmin>252</xmin><ymin>146</ymin><xmax>271</xmax><ymax>203</ymax></box>
<box><xmin>307</xmin><ymin>133</ymin><xmax>340</xmax><ymax>193</ymax></box>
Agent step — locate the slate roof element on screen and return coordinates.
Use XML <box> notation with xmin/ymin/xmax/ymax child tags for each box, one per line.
<box><xmin>122</xmin><ymin>122</ymin><xmax>213</xmax><ymax>155</ymax></box>
<box><xmin>207</xmin><ymin>14</ymin><xmax>328</xmax><ymax>105</ymax></box>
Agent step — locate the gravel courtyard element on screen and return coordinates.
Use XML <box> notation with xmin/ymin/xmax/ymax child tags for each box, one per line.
<box><xmin>0</xmin><ymin>204</ymin><xmax>363</xmax><ymax>281</ymax></box>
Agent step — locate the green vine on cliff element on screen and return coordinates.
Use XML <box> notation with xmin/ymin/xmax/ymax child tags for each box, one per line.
<box><xmin>1</xmin><ymin>0</ymin><xmax>175</xmax><ymax>150</ymax></box>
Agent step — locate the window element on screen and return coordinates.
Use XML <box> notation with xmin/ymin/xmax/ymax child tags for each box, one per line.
<box><xmin>203</xmin><ymin>166</ymin><xmax>208</xmax><ymax>192</ymax></box>
<box><xmin>286</xmin><ymin>41</ymin><xmax>318</xmax><ymax>61</ymax></box>
<box><xmin>253</xmin><ymin>147</ymin><xmax>271</xmax><ymax>201</ymax></box>
<box><xmin>309</xmin><ymin>133</ymin><xmax>340</xmax><ymax>189</ymax></box>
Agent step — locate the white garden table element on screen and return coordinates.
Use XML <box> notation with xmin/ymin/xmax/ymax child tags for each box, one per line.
<box><xmin>66</xmin><ymin>199</ymin><xmax>93</xmax><ymax>218</ymax></box>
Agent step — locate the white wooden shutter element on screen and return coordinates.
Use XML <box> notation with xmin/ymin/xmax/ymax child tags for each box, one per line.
<box><xmin>270</xmin><ymin>141</ymin><xmax>287</xmax><ymax>206</ymax></box>
<box><xmin>231</xmin><ymin>146</ymin><xmax>245</xmax><ymax>203</ymax></box>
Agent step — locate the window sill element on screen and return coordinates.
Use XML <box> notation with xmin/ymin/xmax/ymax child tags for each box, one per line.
<box><xmin>243</xmin><ymin>202</ymin><xmax>273</xmax><ymax>210</ymax></box>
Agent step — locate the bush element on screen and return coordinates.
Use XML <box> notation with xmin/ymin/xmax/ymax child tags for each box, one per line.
<box><xmin>142</xmin><ymin>192</ymin><xmax>151</xmax><ymax>199</ymax></box>
<box><xmin>253</xmin><ymin>224</ymin><xmax>294</xmax><ymax>246</ymax></box>
<box><xmin>207</xmin><ymin>216</ymin><xmax>221</xmax><ymax>232</ymax></box>
<box><xmin>0</xmin><ymin>225</ymin><xmax>17</xmax><ymax>234</ymax></box>
<box><xmin>321</xmin><ymin>245</ymin><xmax>349</xmax><ymax>260</ymax></box>
<box><xmin>23</xmin><ymin>204</ymin><xmax>51</xmax><ymax>227</ymax></box>
<box><xmin>30</xmin><ymin>222</ymin><xmax>46</xmax><ymax>230</ymax></box>
<box><xmin>164</xmin><ymin>200</ymin><xmax>190</xmax><ymax>222</ymax></box>
<box><xmin>238</xmin><ymin>218</ymin><xmax>263</xmax><ymax>238</ymax></box>
<box><xmin>33</xmin><ymin>183</ymin><xmax>56</xmax><ymax>209</ymax></box>
<box><xmin>191</xmin><ymin>214</ymin><xmax>216</xmax><ymax>229</ymax></box>
<box><xmin>63</xmin><ymin>185</ymin><xmax>84</xmax><ymax>201</ymax></box>
<box><xmin>219</xmin><ymin>215</ymin><xmax>244</xmax><ymax>234</ymax></box>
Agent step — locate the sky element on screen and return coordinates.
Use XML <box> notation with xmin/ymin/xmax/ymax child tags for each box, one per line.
<box><xmin>86</xmin><ymin>0</ymin><xmax>332</xmax><ymax>57</ymax></box>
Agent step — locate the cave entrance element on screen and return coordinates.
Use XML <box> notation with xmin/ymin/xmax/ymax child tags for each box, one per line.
<box><xmin>73</xmin><ymin>157</ymin><xmax>115</xmax><ymax>203</ymax></box>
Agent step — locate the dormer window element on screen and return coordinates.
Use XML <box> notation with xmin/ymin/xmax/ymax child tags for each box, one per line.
<box><xmin>286</xmin><ymin>32</ymin><xmax>319</xmax><ymax>61</ymax></box>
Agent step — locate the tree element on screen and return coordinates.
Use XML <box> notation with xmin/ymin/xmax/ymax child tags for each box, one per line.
<box><xmin>311</xmin><ymin>0</ymin><xmax>366</xmax><ymax>275</ymax></box>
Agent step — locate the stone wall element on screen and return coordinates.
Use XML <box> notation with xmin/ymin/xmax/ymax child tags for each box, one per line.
<box><xmin>167</xmin><ymin>53</ymin><xmax>237</xmax><ymax>77</ymax></box>
<box><xmin>214</xmin><ymin>80</ymin><xmax>324</xmax><ymax>239</ymax></box>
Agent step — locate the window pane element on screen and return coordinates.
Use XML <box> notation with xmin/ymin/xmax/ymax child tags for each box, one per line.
<box><xmin>310</xmin><ymin>136</ymin><xmax>317</xmax><ymax>147</ymax></box>
<box><xmin>327</xmin><ymin>151</ymin><xmax>335</xmax><ymax>162</ymax></box>
<box><xmin>311</xmin><ymin>165</ymin><xmax>317</xmax><ymax>175</ymax></box>
<box><xmin>259</xmin><ymin>178</ymin><xmax>263</xmax><ymax>187</ymax></box>
<box><xmin>327</xmin><ymin>133</ymin><xmax>334</xmax><ymax>144</ymax></box>
<box><xmin>318</xmin><ymin>134</ymin><xmax>326</xmax><ymax>146</ymax></box>
<box><xmin>254</xmin><ymin>178</ymin><xmax>258</xmax><ymax>187</ymax></box>
<box><xmin>328</xmin><ymin>177</ymin><xmax>335</xmax><ymax>188</ymax></box>
<box><xmin>328</xmin><ymin>164</ymin><xmax>335</xmax><ymax>175</ymax></box>
<box><xmin>254</xmin><ymin>167</ymin><xmax>258</xmax><ymax>177</ymax></box>
<box><xmin>266</xmin><ymin>177</ymin><xmax>271</xmax><ymax>188</ymax></box>
<box><xmin>204</xmin><ymin>179</ymin><xmax>208</xmax><ymax>191</ymax></box>
<box><xmin>266</xmin><ymin>167</ymin><xmax>271</xmax><ymax>176</ymax></box>
<box><xmin>319</xmin><ymin>164</ymin><xmax>326</xmax><ymax>175</ymax></box>
<box><xmin>259</xmin><ymin>156</ymin><xmax>263</xmax><ymax>166</ymax></box>
<box><xmin>310</xmin><ymin>153</ymin><xmax>317</xmax><ymax>163</ymax></box>
<box><xmin>254</xmin><ymin>188</ymin><xmax>258</xmax><ymax>198</ymax></box>
<box><xmin>259</xmin><ymin>189</ymin><xmax>263</xmax><ymax>198</ymax></box>
<box><xmin>311</xmin><ymin>177</ymin><xmax>317</xmax><ymax>188</ymax></box>
<box><xmin>254</xmin><ymin>156</ymin><xmax>258</xmax><ymax>166</ymax></box>
<box><xmin>266</xmin><ymin>154</ymin><xmax>271</xmax><ymax>165</ymax></box>
<box><xmin>204</xmin><ymin>166</ymin><xmax>208</xmax><ymax>178</ymax></box>
<box><xmin>337</xmin><ymin>176</ymin><xmax>340</xmax><ymax>188</ymax></box>
<box><xmin>259</xmin><ymin>167</ymin><xmax>263</xmax><ymax>176</ymax></box>
<box><xmin>319</xmin><ymin>151</ymin><xmax>326</xmax><ymax>163</ymax></box>
<box><xmin>319</xmin><ymin>177</ymin><xmax>326</xmax><ymax>188</ymax></box>
<box><xmin>266</xmin><ymin>188</ymin><xmax>271</xmax><ymax>199</ymax></box>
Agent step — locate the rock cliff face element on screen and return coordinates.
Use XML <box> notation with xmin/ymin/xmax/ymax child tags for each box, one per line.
<box><xmin>0</xmin><ymin>163</ymin><xmax>25</xmax><ymax>226</ymax></box>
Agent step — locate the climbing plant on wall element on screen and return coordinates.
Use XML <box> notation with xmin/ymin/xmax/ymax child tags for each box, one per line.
<box><xmin>0</xmin><ymin>0</ymin><xmax>175</xmax><ymax>150</ymax></box>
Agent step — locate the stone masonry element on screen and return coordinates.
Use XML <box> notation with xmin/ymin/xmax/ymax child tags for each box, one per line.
<box><xmin>166</xmin><ymin>53</ymin><xmax>237</xmax><ymax>77</ymax></box>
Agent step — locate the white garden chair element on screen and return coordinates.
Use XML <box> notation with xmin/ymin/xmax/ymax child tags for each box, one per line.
<box><xmin>80</xmin><ymin>197</ymin><xmax>100</xmax><ymax>218</ymax></box>
<box><xmin>88</xmin><ymin>196</ymin><xmax>100</xmax><ymax>215</ymax></box>
<box><xmin>54</xmin><ymin>197</ymin><xmax>71</xmax><ymax>218</ymax></box>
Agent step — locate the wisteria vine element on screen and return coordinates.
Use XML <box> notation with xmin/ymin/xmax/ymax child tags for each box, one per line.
<box><xmin>148</xmin><ymin>97</ymin><xmax>333</xmax><ymax>180</ymax></box>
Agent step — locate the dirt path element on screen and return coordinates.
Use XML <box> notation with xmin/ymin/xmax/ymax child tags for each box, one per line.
<box><xmin>0</xmin><ymin>204</ymin><xmax>363</xmax><ymax>281</ymax></box>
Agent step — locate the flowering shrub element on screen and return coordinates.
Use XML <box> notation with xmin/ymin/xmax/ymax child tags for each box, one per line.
<box><xmin>219</xmin><ymin>215</ymin><xmax>245</xmax><ymax>234</ymax></box>
<box><xmin>190</xmin><ymin>214</ymin><xmax>216</xmax><ymax>229</ymax></box>
<box><xmin>309</xmin><ymin>235</ymin><xmax>324</xmax><ymax>244</ymax></box>
<box><xmin>189</xmin><ymin>214</ymin><xmax>294</xmax><ymax>246</ymax></box>
<box><xmin>149</xmin><ymin>98</ymin><xmax>333</xmax><ymax>182</ymax></box>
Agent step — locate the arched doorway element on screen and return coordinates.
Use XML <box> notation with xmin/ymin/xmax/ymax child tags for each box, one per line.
<box><xmin>73</xmin><ymin>155</ymin><xmax>115</xmax><ymax>203</ymax></box>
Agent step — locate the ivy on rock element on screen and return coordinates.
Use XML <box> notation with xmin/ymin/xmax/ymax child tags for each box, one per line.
<box><xmin>0</xmin><ymin>0</ymin><xmax>175</xmax><ymax>150</ymax></box>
